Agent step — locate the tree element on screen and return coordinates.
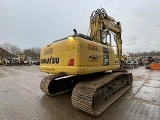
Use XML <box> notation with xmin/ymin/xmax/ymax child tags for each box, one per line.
<box><xmin>0</xmin><ymin>42</ymin><xmax>21</xmax><ymax>56</ymax></box>
<box><xmin>22</xmin><ymin>47</ymin><xmax>40</xmax><ymax>57</ymax></box>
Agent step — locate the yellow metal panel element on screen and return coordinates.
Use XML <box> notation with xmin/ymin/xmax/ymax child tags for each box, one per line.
<box><xmin>40</xmin><ymin>37</ymin><xmax>120</xmax><ymax>75</ymax></box>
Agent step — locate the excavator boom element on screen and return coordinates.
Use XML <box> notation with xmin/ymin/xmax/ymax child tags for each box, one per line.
<box><xmin>89</xmin><ymin>8</ymin><xmax>122</xmax><ymax>61</ymax></box>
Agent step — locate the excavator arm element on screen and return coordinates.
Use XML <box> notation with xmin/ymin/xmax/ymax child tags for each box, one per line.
<box><xmin>89</xmin><ymin>8</ymin><xmax>122</xmax><ymax>62</ymax></box>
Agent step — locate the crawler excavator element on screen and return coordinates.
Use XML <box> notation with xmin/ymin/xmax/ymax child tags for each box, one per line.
<box><xmin>40</xmin><ymin>8</ymin><xmax>133</xmax><ymax>116</ymax></box>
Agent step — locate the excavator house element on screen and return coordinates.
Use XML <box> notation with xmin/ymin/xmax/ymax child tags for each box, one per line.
<box><xmin>40</xmin><ymin>8</ymin><xmax>133</xmax><ymax>116</ymax></box>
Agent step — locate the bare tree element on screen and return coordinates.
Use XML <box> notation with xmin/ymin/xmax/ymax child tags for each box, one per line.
<box><xmin>10</xmin><ymin>45</ymin><xmax>22</xmax><ymax>55</ymax></box>
<box><xmin>23</xmin><ymin>49</ymin><xmax>32</xmax><ymax>56</ymax></box>
<box><xmin>0</xmin><ymin>42</ymin><xmax>21</xmax><ymax>56</ymax></box>
<box><xmin>1</xmin><ymin>43</ymin><xmax>10</xmax><ymax>53</ymax></box>
<box><xmin>23</xmin><ymin>47</ymin><xmax>40</xmax><ymax>57</ymax></box>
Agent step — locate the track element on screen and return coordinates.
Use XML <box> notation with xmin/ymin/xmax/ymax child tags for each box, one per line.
<box><xmin>71</xmin><ymin>72</ymin><xmax>133</xmax><ymax>116</ymax></box>
<box><xmin>40</xmin><ymin>71</ymin><xmax>132</xmax><ymax>116</ymax></box>
<box><xmin>40</xmin><ymin>72</ymin><xmax>76</xmax><ymax>96</ymax></box>
<box><xmin>40</xmin><ymin>72</ymin><xmax>107</xmax><ymax>96</ymax></box>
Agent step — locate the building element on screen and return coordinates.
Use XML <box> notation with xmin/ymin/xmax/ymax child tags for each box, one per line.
<box><xmin>0</xmin><ymin>48</ymin><xmax>15</xmax><ymax>59</ymax></box>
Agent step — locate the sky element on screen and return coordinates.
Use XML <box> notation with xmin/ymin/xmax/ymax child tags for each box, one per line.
<box><xmin>0</xmin><ymin>0</ymin><xmax>160</xmax><ymax>54</ymax></box>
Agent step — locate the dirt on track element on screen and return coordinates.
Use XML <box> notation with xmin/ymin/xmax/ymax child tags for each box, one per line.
<box><xmin>0</xmin><ymin>65</ymin><xmax>159</xmax><ymax>120</ymax></box>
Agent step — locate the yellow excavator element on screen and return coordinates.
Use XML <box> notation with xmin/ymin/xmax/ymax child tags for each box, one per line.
<box><xmin>40</xmin><ymin>8</ymin><xmax>133</xmax><ymax>116</ymax></box>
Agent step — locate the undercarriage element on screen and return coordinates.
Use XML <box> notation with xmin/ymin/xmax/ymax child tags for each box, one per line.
<box><xmin>40</xmin><ymin>71</ymin><xmax>133</xmax><ymax>116</ymax></box>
